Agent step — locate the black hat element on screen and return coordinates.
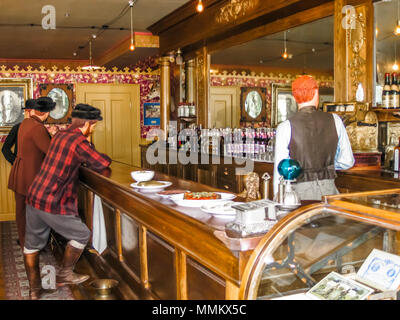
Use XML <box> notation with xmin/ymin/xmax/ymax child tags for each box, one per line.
<box><xmin>71</xmin><ymin>104</ymin><xmax>103</xmax><ymax>121</ymax></box>
<box><xmin>22</xmin><ymin>98</ymin><xmax>39</xmax><ymax>110</ymax></box>
<box><xmin>31</xmin><ymin>96</ymin><xmax>56</xmax><ymax>112</ymax></box>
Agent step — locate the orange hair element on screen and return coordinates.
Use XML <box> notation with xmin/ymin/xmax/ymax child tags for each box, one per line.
<box><xmin>291</xmin><ymin>75</ymin><xmax>318</xmax><ymax>104</ymax></box>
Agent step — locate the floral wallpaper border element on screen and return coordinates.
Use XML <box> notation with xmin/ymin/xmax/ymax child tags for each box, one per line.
<box><xmin>0</xmin><ymin>65</ymin><xmax>160</xmax><ymax>141</ymax></box>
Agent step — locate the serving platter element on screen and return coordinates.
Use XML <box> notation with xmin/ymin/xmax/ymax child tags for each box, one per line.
<box><xmin>130</xmin><ymin>181</ymin><xmax>172</xmax><ymax>193</ymax></box>
<box><xmin>169</xmin><ymin>192</ymin><xmax>236</xmax><ymax>208</ymax></box>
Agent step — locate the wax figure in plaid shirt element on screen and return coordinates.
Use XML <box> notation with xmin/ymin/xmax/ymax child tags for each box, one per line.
<box><xmin>7</xmin><ymin>97</ymin><xmax>55</xmax><ymax>249</ymax></box>
<box><xmin>23</xmin><ymin>104</ymin><xmax>112</xmax><ymax>300</ymax></box>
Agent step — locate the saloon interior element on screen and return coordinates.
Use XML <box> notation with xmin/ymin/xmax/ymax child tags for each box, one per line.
<box><xmin>1</xmin><ymin>0</ymin><xmax>400</xmax><ymax>301</ymax></box>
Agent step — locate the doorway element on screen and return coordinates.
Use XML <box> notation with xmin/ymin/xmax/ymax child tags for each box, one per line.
<box><xmin>76</xmin><ymin>84</ymin><xmax>141</xmax><ymax>167</ymax></box>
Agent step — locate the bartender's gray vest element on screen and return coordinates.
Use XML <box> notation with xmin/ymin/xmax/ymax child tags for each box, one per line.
<box><xmin>288</xmin><ymin>106</ymin><xmax>338</xmax><ymax>183</ymax></box>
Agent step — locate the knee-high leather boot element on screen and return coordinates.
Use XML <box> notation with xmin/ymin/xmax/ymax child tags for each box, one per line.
<box><xmin>56</xmin><ymin>243</ymin><xmax>89</xmax><ymax>286</ymax></box>
<box><xmin>23</xmin><ymin>251</ymin><xmax>42</xmax><ymax>300</ymax></box>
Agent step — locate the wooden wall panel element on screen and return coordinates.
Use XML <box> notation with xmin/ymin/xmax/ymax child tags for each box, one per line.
<box><xmin>187</xmin><ymin>257</ymin><xmax>226</xmax><ymax>300</ymax></box>
<box><xmin>102</xmin><ymin>201</ymin><xmax>117</xmax><ymax>255</ymax></box>
<box><xmin>120</xmin><ymin>212</ymin><xmax>141</xmax><ymax>278</ymax></box>
<box><xmin>0</xmin><ymin>151</ymin><xmax>15</xmax><ymax>221</ymax></box>
<box><xmin>147</xmin><ymin>231</ymin><xmax>177</xmax><ymax>299</ymax></box>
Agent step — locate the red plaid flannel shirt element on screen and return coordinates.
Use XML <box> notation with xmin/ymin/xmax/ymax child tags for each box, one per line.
<box><xmin>27</xmin><ymin>127</ymin><xmax>111</xmax><ymax>216</ymax></box>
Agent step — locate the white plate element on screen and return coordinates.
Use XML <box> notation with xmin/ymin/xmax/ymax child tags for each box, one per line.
<box><xmin>201</xmin><ymin>201</ymin><xmax>244</xmax><ymax>216</ymax></box>
<box><xmin>130</xmin><ymin>181</ymin><xmax>172</xmax><ymax>193</ymax></box>
<box><xmin>169</xmin><ymin>192</ymin><xmax>236</xmax><ymax>208</ymax></box>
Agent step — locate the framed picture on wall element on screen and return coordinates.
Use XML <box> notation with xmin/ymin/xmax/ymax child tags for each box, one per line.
<box><xmin>39</xmin><ymin>83</ymin><xmax>74</xmax><ymax>124</ymax></box>
<box><xmin>240</xmin><ymin>87</ymin><xmax>267</xmax><ymax>122</ymax></box>
<box><xmin>144</xmin><ymin>102</ymin><xmax>161</xmax><ymax>126</ymax></box>
<box><xmin>0</xmin><ymin>78</ymin><xmax>33</xmax><ymax>128</ymax></box>
<box><xmin>271</xmin><ymin>83</ymin><xmax>297</xmax><ymax>127</ymax></box>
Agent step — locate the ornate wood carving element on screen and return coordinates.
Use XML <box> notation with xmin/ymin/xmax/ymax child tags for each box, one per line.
<box><xmin>346</xmin><ymin>9</ymin><xmax>366</xmax><ymax>95</ymax></box>
<box><xmin>216</xmin><ymin>0</ymin><xmax>259</xmax><ymax>24</ymax></box>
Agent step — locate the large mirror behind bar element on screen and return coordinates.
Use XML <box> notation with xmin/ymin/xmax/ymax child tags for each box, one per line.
<box><xmin>209</xmin><ymin>16</ymin><xmax>334</xmax><ymax>129</ymax></box>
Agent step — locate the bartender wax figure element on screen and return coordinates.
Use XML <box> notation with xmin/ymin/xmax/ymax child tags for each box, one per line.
<box><xmin>1</xmin><ymin>99</ymin><xmax>39</xmax><ymax>165</ymax></box>
<box><xmin>7</xmin><ymin>97</ymin><xmax>55</xmax><ymax>248</ymax></box>
<box><xmin>23</xmin><ymin>104</ymin><xmax>111</xmax><ymax>300</ymax></box>
<box><xmin>273</xmin><ymin>75</ymin><xmax>355</xmax><ymax>201</ymax></box>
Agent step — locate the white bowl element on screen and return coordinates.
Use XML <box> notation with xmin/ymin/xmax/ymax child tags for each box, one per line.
<box><xmin>131</xmin><ymin>170</ymin><xmax>155</xmax><ymax>182</ymax></box>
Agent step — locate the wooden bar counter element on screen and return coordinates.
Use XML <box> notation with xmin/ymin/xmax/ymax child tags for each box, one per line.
<box><xmin>78</xmin><ymin>161</ymin><xmax>266</xmax><ymax>300</ymax></box>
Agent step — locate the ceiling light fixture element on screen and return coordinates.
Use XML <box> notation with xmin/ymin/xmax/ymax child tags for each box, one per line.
<box><xmin>281</xmin><ymin>31</ymin><xmax>292</xmax><ymax>59</ymax></box>
<box><xmin>129</xmin><ymin>0</ymin><xmax>135</xmax><ymax>51</ymax></box>
<box><xmin>175</xmin><ymin>48</ymin><xmax>183</xmax><ymax>65</ymax></box>
<box><xmin>82</xmin><ymin>40</ymin><xmax>101</xmax><ymax>71</ymax></box>
<box><xmin>197</xmin><ymin>0</ymin><xmax>204</xmax><ymax>13</ymax></box>
<box><xmin>395</xmin><ymin>1</ymin><xmax>400</xmax><ymax>35</ymax></box>
<box><xmin>393</xmin><ymin>40</ymin><xmax>399</xmax><ymax>71</ymax></box>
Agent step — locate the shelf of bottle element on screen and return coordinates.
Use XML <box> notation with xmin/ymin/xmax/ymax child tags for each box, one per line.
<box><xmin>372</xmin><ymin>108</ymin><xmax>400</xmax><ymax>122</ymax></box>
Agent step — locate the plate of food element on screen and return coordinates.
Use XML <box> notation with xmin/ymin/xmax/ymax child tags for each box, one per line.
<box><xmin>156</xmin><ymin>189</ymin><xmax>190</xmax><ymax>198</ymax></box>
<box><xmin>200</xmin><ymin>201</ymin><xmax>244</xmax><ymax>216</ymax></box>
<box><xmin>130</xmin><ymin>181</ymin><xmax>172</xmax><ymax>193</ymax></box>
<box><xmin>169</xmin><ymin>192</ymin><xmax>236</xmax><ymax>208</ymax></box>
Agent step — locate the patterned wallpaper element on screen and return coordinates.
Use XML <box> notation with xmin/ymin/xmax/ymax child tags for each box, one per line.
<box><xmin>0</xmin><ymin>65</ymin><xmax>160</xmax><ymax>141</ymax></box>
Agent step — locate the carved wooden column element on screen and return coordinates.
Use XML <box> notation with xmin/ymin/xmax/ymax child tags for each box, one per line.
<box><xmin>195</xmin><ymin>47</ymin><xmax>211</xmax><ymax>128</ymax></box>
<box><xmin>185</xmin><ymin>59</ymin><xmax>196</xmax><ymax>104</ymax></box>
<box><xmin>160</xmin><ymin>56</ymin><xmax>172</xmax><ymax>138</ymax></box>
<box><xmin>334</xmin><ymin>0</ymin><xmax>374</xmax><ymax>103</ymax></box>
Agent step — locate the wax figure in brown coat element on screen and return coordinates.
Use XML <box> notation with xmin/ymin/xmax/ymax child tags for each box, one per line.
<box><xmin>7</xmin><ymin>97</ymin><xmax>55</xmax><ymax>248</ymax></box>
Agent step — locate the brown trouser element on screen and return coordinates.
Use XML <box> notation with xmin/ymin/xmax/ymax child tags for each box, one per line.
<box><xmin>15</xmin><ymin>192</ymin><xmax>26</xmax><ymax>248</ymax></box>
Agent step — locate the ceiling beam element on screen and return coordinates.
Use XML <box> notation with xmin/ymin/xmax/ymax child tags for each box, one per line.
<box><xmin>95</xmin><ymin>32</ymin><xmax>159</xmax><ymax>67</ymax></box>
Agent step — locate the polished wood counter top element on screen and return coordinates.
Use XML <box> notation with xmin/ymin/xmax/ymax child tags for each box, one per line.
<box><xmin>80</xmin><ymin>161</ymin><xmax>245</xmax><ymax>233</ymax></box>
<box><xmin>338</xmin><ymin>168</ymin><xmax>400</xmax><ymax>182</ymax></box>
<box><xmin>336</xmin><ymin>168</ymin><xmax>400</xmax><ymax>193</ymax></box>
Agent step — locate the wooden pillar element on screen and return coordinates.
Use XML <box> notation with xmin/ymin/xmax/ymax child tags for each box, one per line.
<box><xmin>334</xmin><ymin>0</ymin><xmax>374</xmax><ymax>103</ymax></box>
<box><xmin>185</xmin><ymin>59</ymin><xmax>196</xmax><ymax>104</ymax></box>
<box><xmin>160</xmin><ymin>56</ymin><xmax>172</xmax><ymax>138</ymax></box>
<box><xmin>195</xmin><ymin>47</ymin><xmax>211</xmax><ymax>128</ymax></box>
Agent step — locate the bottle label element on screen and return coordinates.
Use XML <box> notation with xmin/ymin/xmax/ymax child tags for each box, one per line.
<box><xmin>395</xmin><ymin>149</ymin><xmax>400</xmax><ymax>171</ymax></box>
<box><xmin>383</xmin><ymin>94</ymin><xmax>391</xmax><ymax>108</ymax></box>
<box><xmin>392</xmin><ymin>94</ymin><xmax>399</xmax><ymax>109</ymax></box>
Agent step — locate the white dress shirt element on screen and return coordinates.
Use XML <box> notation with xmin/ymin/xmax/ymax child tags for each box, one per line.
<box><xmin>273</xmin><ymin>113</ymin><xmax>355</xmax><ymax>195</ymax></box>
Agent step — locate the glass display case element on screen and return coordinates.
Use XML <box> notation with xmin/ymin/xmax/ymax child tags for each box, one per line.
<box><xmin>240</xmin><ymin>189</ymin><xmax>400</xmax><ymax>300</ymax></box>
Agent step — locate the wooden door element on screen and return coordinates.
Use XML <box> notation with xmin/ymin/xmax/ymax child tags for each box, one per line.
<box><xmin>76</xmin><ymin>84</ymin><xmax>141</xmax><ymax>167</ymax></box>
<box><xmin>210</xmin><ymin>87</ymin><xmax>240</xmax><ymax>128</ymax></box>
<box><xmin>0</xmin><ymin>144</ymin><xmax>16</xmax><ymax>221</ymax></box>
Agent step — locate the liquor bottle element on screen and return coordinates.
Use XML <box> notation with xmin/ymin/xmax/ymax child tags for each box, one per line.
<box><xmin>383</xmin><ymin>73</ymin><xmax>391</xmax><ymax>109</ymax></box>
<box><xmin>394</xmin><ymin>137</ymin><xmax>400</xmax><ymax>171</ymax></box>
<box><xmin>393</xmin><ymin>73</ymin><xmax>399</xmax><ymax>109</ymax></box>
<box><xmin>391</xmin><ymin>73</ymin><xmax>399</xmax><ymax>109</ymax></box>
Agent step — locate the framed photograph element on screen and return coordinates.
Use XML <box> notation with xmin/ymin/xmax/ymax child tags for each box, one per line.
<box><xmin>0</xmin><ymin>78</ymin><xmax>33</xmax><ymax>128</ymax></box>
<box><xmin>144</xmin><ymin>102</ymin><xmax>160</xmax><ymax>126</ymax></box>
<box><xmin>271</xmin><ymin>83</ymin><xmax>297</xmax><ymax>127</ymax></box>
<box><xmin>240</xmin><ymin>87</ymin><xmax>267</xmax><ymax>122</ymax></box>
<box><xmin>39</xmin><ymin>84</ymin><xmax>74</xmax><ymax>124</ymax></box>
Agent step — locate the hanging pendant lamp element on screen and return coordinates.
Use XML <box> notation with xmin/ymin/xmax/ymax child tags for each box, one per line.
<box><xmin>82</xmin><ymin>40</ymin><xmax>101</xmax><ymax>71</ymax></box>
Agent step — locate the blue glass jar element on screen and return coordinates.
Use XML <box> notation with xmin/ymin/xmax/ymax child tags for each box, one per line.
<box><xmin>277</xmin><ymin>159</ymin><xmax>302</xmax><ymax>181</ymax></box>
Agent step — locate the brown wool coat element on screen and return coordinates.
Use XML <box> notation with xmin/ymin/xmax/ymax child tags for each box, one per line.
<box><xmin>8</xmin><ymin>116</ymin><xmax>51</xmax><ymax>196</ymax></box>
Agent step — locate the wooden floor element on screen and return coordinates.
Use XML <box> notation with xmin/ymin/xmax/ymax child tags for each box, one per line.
<box><xmin>0</xmin><ymin>221</ymin><xmax>100</xmax><ymax>300</ymax></box>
